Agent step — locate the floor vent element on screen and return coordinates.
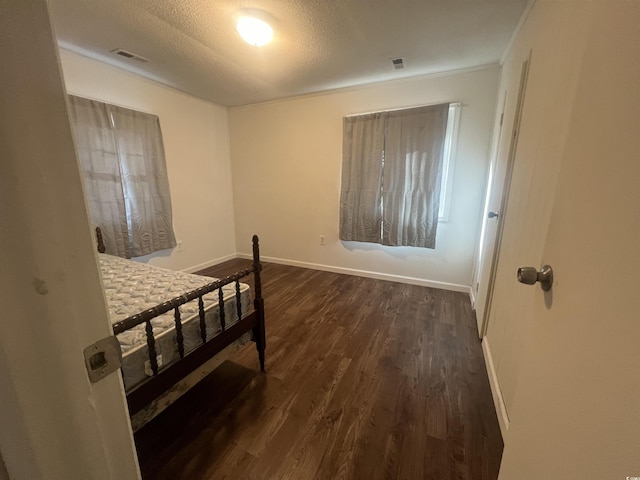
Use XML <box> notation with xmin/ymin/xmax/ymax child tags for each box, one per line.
<box><xmin>111</xmin><ymin>48</ymin><xmax>151</xmax><ymax>63</ymax></box>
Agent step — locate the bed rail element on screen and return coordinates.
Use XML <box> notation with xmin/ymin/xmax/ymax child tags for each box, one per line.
<box><xmin>111</xmin><ymin>269</ymin><xmax>253</xmax><ymax>335</ymax></box>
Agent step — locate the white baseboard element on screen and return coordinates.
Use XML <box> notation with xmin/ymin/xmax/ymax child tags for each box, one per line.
<box><xmin>182</xmin><ymin>253</ymin><xmax>237</xmax><ymax>274</ymax></box>
<box><xmin>236</xmin><ymin>253</ymin><xmax>471</xmax><ymax>293</ymax></box>
<box><xmin>482</xmin><ymin>336</ymin><xmax>510</xmax><ymax>439</ymax></box>
<box><xmin>469</xmin><ymin>287</ymin><xmax>477</xmax><ymax>310</ymax></box>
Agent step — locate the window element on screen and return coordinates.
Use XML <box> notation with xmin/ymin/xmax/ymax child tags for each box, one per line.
<box><xmin>68</xmin><ymin>95</ymin><xmax>176</xmax><ymax>258</ymax></box>
<box><xmin>439</xmin><ymin>103</ymin><xmax>461</xmax><ymax>221</ymax></box>
<box><xmin>339</xmin><ymin>103</ymin><xmax>458</xmax><ymax>248</ymax></box>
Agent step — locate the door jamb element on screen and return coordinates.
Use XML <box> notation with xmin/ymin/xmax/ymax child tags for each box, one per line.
<box><xmin>479</xmin><ymin>54</ymin><xmax>532</xmax><ymax>337</ymax></box>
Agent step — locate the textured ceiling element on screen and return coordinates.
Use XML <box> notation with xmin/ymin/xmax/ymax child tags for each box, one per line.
<box><xmin>49</xmin><ymin>0</ymin><xmax>528</xmax><ymax>107</ymax></box>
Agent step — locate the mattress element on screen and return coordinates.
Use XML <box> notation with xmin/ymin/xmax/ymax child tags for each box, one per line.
<box><xmin>99</xmin><ymin>254</ymin><xmax>252</xmax><ymax>390</ymax></box>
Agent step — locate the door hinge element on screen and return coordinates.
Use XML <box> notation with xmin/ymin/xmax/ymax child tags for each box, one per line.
<box><xmin>83</xmin><ymin>336</ymin><xmax>122</xmax><ymax>383</ymax></box>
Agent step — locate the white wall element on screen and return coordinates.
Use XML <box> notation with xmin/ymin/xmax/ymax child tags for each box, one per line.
<box><xmin>59</xmin><ymin>49</ymin><xmax>236</xmax><ymax>272</ymax></box>
<box><xmin>229</xmin><ymin>67</ymin><xmax>499</xmax><ymax>290</ymax></box>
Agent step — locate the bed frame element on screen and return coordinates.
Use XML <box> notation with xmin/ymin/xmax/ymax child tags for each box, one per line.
<box><xmin>96</xmin><ymin>227</ymin><xmax>266</xmax><ymax>415</ymax></box>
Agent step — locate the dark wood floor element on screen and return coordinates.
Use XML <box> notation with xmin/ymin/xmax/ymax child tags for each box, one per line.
<box><xmin>134</xmin><ymin>260</ymin><xmax>503</xmax><ymax>480</ymax></box>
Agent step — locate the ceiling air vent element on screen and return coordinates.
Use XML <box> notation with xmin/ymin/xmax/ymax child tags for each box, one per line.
<box><xmin>110</xmin><ymin>48</ymin><xmax>151</xmax><ymax>63</ymax></box>
<box><xmin>391</xmin><ymin>57</ymin><xmax>405</xmax><ymax>70</ymax></box>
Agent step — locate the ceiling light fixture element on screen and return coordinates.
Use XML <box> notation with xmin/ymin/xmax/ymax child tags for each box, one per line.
<box><xmin>236</xmin><ymin>10</ymin><xmax>274</xmax><ymax>47</ymax></box>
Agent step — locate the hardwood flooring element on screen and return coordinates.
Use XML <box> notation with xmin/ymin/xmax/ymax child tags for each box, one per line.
<box><xmin>134</xmin><ymin>261</ymin><xmax>503</xmax><ymax>479</ymax></box>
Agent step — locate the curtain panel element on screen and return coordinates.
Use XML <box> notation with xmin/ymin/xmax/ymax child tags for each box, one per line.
<box><xmin>383</xmin><ymin>104</ymin><xmax>449</xmax><ymax>248</ymax></box>
<box><xmin>68</xmin><ymin>96</ymin><xmax>131</xmax><ymax>257</ymax></box>
<box><xmin>339</xmin><ymin>113</ymin><xmax>386</xmax><ymax>243</ymax></box>
<box><xmin>339</xmin><ymin>103</ymin><xmax>449</xmax><ymax>248</ymax></box>
<box><xmin>109</xmin><ymin>105</ymin><xmax>176</xmax><ymax>256</ymax></box>
<box><xmin>68</xmin><ymin>95</ymin><xmax>176</xmax><ymax>258</ymax></box>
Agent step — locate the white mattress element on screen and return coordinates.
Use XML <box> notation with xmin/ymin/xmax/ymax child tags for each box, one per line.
<box><xmin>99</xmin><ymin>254</ymin><xmax>252</xmax><ymax>390</ymax></box>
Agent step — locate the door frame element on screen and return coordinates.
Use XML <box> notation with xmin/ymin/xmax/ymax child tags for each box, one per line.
<box><xmin>472</xmin><ymin>89</ymin><xmax>507</xmax><ymax>327</ymax></box>
<box><xmin>476</xmin><ymin>55</ymin><xmax>531</xmax><ymax>337</ymax></box>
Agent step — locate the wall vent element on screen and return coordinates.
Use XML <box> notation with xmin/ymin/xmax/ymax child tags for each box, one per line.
<box><xmin>391</xmin><ymin>57</ymin><xmax>405</xmax><ymax>70</ymax></box>
<box><xmin>110</xmin><ymin>48</ymin><xmax>151</xmax><ymax>63</ymax></box>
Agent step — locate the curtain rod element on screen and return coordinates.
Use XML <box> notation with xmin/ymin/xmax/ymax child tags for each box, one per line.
<box><xmin>345</xmin><ymin>101</ymin><xmax>461</xmax><ymax>118</ymax></box>
<box><xmin>67</xmin><ymin>91</ymin><xmax>156</xmax><ymax>117</ymax></box>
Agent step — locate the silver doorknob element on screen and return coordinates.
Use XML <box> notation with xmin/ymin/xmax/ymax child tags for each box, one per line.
<box><xmin>517</xmin><ymin>265</ymin><xmax>553</xmax><ymax>291</ymax></box>
<box><xmin>488</xmin><ymin>211</ymin><xmax>500</xmax><ymax>219</ymax></box>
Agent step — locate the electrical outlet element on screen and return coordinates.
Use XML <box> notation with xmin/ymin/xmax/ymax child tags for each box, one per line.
<box><xmin>319</xmin><ymin>235</ymin><xmax>326</xmax><ymax>246</ymax></box>
<box><xmin>176</xmin><ymin>240</ymin><xmax>183</xmax><ymax>252</ymax></box>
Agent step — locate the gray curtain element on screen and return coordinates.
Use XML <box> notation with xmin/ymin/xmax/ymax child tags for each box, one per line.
<box><xmin>68</xmin><ymin>96</ymin><xmax>131</xmax><ymax>257</ymax></box>
<box><xmin>109</xmin><ymin>105</ymin><xmax>176</xmax><ymax>256</ymax></box>
<box><xmin>383</xmin><ymin>104</ymin><xmax>449</xmax><ymax>248</ymax></box>
<box><xmin>339</xmin><ymin>113</ymin><xmax>385</xmax><ymax>242</ymax></box>
<box><xmin>68</xmin><ymin>95</ymin><xmax>176</xmax><ymax>258</ymax></box>
<box><xmin>339</xmin><ymin>103</ymin><xmax>449</xmax><ymax>248</ymax></box>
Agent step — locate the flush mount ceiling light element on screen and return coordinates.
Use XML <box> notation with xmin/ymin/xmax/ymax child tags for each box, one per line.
<box><xmin>236</xmin><ymin>10</ymin><xmax>274</xmax><ymax>47</ymax></box>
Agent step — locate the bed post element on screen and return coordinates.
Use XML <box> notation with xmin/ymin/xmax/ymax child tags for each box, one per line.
<box><xmin>252</xmin><ymin>235</ymin><xmax>266</xmax><ymax>371</ymax></box>
<box><xmin>95</xmin><ymin>226</ymin><xmax>106</xmax><ymax>253</ymax></box>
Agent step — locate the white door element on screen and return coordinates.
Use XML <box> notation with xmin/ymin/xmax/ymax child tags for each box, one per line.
<box><xmin>0</xmin><ymin>2</ymin><xmax>139</xmax><ymax>478</ymax></box>
<box><xmin>474</xmin><ymin>59</ymin><xmax>529</xmax><ymax>337</ymax></box>
<box><xmin>473</xmin><ymin>91</ymin><xmax>507</xmax><ymax>335</ymax></box>
<box><xmin>481</xmin><ymin>0</ymin><xmax>599</xmax><ymax>435</ymax></box>
<box><xmin>498</xmin><ymin>2</ymin><xmax>640</xmax><ymax>478</ymax></box>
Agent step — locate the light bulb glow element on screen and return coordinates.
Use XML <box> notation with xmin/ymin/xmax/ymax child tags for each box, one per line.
<box><xmin>236</xmin><ymin>16</ymin><xmax>273</xmax><ymax>46</ymax></box>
